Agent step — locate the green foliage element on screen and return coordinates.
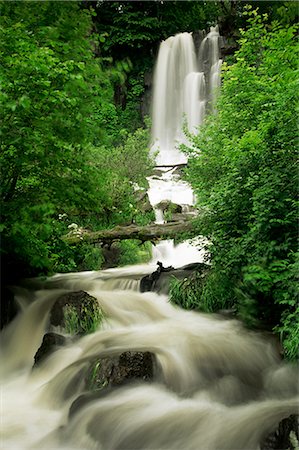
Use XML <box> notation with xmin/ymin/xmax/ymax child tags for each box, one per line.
<box><xmin>169</xmin><ymin>267</ymin><xmax>213</xmax><ymax>311</ymax></box>
<box><xmin>134</xmin><ymin>209</ymin><xmax>156</xmax><ymax>227</ymax></box>
<box><xmin>0</xmin><ymin>1</ymin><xmax>153</xmax><ymax>277</ymax></box>
<box><xmin>118</xmin><ymin>240</ymin><xmax>152</xmax><ymax>266</ymax></box>
<box><xmin>0</xmin><ymin>1</ymin><xmax>111</xmax><ymax>272</ymax></box>
<box><xmin>85</xmin><ymin>360</ymin><xmax>109</xmax><ymax>392</ymax></box>
<box><xmin>185</xmin><ymin>9</ymin><xmax>298</xmax><ymax>359</ymax></box>
<box><xmin>75</xmin><ymin>244</ymin><xmax>104</xmax><ymax>272</ymax></box>
<box><xmin>115</xmin><ymin>73</ymin><xmax>148</xmax><ymax>134</ymax></box>
<box><xmin>63</xmin><ymin>302</ymin><xmax>106</xmax><ymax>335</ymax></box>
<box><xmin>112</xmin><ymin>125</ymin><xmax>154</xmax><ymax>191</ymax></box>
<box><xmin>169</xmin><ymin>273</ymin><xmax>203</xmax><ymax>310</ymax></box>
<box><xmin>94</xmin><ymin>1</ymin><xmax>220</xmax><ymax>54</ymax></box>
<box><xmin>63</xmin><ymin>305</ymin><xmax>80</xmax><ymax>335</ymax></box>
<box><xmin>217</xmin><ymin>1</ymin><xmax>298</xmax><ymax>38</ymax></box>
<box><xmin>200</xmin><ymin>271</ymin><xmax>237</xmax><ymax>314</ymax></box>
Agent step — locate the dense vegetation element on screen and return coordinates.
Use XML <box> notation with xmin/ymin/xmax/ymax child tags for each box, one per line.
<box><xmin>0</xmin><ymin>1</ymin><xmax>153</xmax><ymax>278</ymax></box>
<box><xmin>1</xmin><ymin>1</ymin><xmax>297</xmax><ymax>360</ymax></box>
<box><xmin>180</xmin><ymin>7</ymin><xmax>298</xmax><ymax>359</ymax></box>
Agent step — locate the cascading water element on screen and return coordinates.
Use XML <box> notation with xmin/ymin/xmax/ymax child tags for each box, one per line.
<box><xmin>151</xmin><ymin>26</ymin><xmax>222</xmax><ymax>166</ymax></box>
<box><xmin>149</xmin><ymin>27</ymin><xmax>221</xmax><ymax>264</ymax></box>
<box><xmin>148</xmin><ymin>26</ymin><xmax>222</xmax><ymax>265</ymax></box>
<box><xmin>1</xmin><ymin>27</ymin><xmax>298</xmax><ymax>450</ymax></box>
<box><xmin>1</xmin><ymin>270</ymin><xmax>298</xmax><ymax>449</ymax></box>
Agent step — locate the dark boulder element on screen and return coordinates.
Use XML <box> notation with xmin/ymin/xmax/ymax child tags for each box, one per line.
<box><xmin>69</xmin><ymin>351</ymin><xmax>155</xmax><ymax>418</ymax></box>
<box><xmin>87</xmin><ymin>350</ymin><xmax>154</xmax><ymax>388</ymax></box>
<box><xmin>261</xmin><ymin>415</ymin><xmax>299</xmax><ymax>450</ymax></box>
<box><xmin>140</xmin><ymin>261</ymin><xmax>210</xmax><ymax>295</ymax></box>
<box><xmin>0</xmin><ymin>286</ymin><xmax>18</xmax><ymax>329</ymax></box>
<box><xmin>50</xmin><ymin>290</ymin><xmax>104</xmax><ymax>335</ymax></box>
<box><xmin>102</xmin><ymin>242</ymin><xmax>121</xmax><ymax>268</ymax></box>
<box><xmin>34</xmin><ymin>332</ymin><xmax>68</xmax><ymax>365</ymax></box>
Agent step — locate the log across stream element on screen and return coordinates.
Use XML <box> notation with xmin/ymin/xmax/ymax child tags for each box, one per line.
<box><xmin>62</xmin><ymin>220</ymin><xmax>195</xmax><ymax>246</ymax></box>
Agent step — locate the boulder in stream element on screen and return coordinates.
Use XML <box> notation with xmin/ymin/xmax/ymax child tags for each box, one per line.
<box><xmin>156</xmin><ymin>200</ymin><xmax>182</xmax><ymax>214</ymax></box>
<box><xmin>140</xmin><ymin>261</ymin><xmax>210</xmax><ymax>296</ymax></box>
<box><xmin>34</xmin><ymin>332</ymin><xmax>68</xmax><ymax>365</ymax></box>
<box><xmin>261</xmin><ymin>414</ymin><xmax>299</xmax><ymax>450</ymax></box>
<box><xmin>69</xmin><ymin>351</ymin><xmax>155</xmax><ymax>418</ymax></box>
<box><xmin>50</xmin><ymin>290</ymin><xmax>105</xmax><ymax>335</ymax></box>
<box><xmin>86</xmin><ymin>351</ymin><xmax>154</xmax><ymax>389</ymax></box>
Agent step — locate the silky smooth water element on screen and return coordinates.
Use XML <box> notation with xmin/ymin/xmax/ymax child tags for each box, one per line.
<box><xmin>1</xmin><ymin>266</ymin><xmax>298</xmax><ymax>450</ymax></box>
<box><xmin>151</xmin><ymin>27</ymin><xmax>222</xmax><ymax>166</ymax></box>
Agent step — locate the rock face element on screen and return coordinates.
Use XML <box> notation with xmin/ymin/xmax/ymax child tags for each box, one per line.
<box><xmin>140</xmin><ymin>262</ymin><xmax>210</xmax><ymax>295</ymax></box>
<box><xmin>0</xmin><ymin>286</ymin><xmax>18</xmax><ymax>329</ymax></box>
<box><xmin>135</xmin><ymin>190</ymin><xmax>153</xmax><ymax>214</ymax></box>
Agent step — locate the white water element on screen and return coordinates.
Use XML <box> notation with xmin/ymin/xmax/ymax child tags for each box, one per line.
<box><xmin>151</xmin><ymin>26</ymin><xmax>222</xmax><ymax>166</ymax></box>
<box><xmin>149</xmin><ymin>26</ymin><xmax>222</xmax><ymax>263</ymax></box>
<box><xmin>1</xmin><ymin>270</ymin><xmax>298</xmax><ymax>450</ymax></box>
<box><xmin>147</xmin><ymin>165</ymin><xmax>203</xmax><ymax>266</ymax></box>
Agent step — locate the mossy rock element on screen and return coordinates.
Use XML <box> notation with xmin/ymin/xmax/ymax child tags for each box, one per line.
<box><xmin>50</xmin><ymin>290</ymin><xmax>105</xmax><ymax>335</ymax></box>
<box><xmin>86</xmin><ymin>351</ymin><xmax>154</xmax><ymax>391</ymax></box>
<box><xmin>156</xmin><ymin>200</ymin><xmax>182</xmax><ymax>213</ymax></box>
<box><xmin>69</xmin><ymin>351</ymin><xmax>155</xmax><ymax>418</ymax></box>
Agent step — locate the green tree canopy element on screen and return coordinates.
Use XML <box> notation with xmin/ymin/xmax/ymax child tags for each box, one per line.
<box><xmin>93</xmin><ymin>1</ymin><xmax>221</xmax><ymax>55</ymax></box>
<box><xmin>184</xmin><ymin>7</ymin><xmax>298</xmax><ymax>359</ymax></box>
<box><xmin>0</xmin><ymin>1</ymin><xmax>152</xmax><ymax>275</ymax></box>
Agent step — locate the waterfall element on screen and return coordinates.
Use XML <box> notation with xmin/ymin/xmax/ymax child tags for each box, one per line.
<box><xmin>151</xmin><ymin>26</ymin><xmax>222</xmax><ymax>166</ymax></box>
<box><xmin>148</xmin><ymin>26</ymin><xmax>222</xmax><ymax>261</ymax></box>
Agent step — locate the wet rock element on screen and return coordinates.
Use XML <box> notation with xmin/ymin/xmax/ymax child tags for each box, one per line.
<box><xmin>192</xmin><ymin>30</ymin><xmax>206</xmax><ymax>53</ymax></box>
<box><xmin>140</xmin><ymin>262</ymin><xmax>210</xmax><ymax>296</ymax></box>
<box><xmin>261</xmin><ymin>415</ymin><xmax>299</xmax><ymax>450</ymax></box>
<box><xmin>218</xmin><ymin>308</ymin><xmax>237</xmax><ymax>319</ymax></box>
<box><xmin>221</xmin><ymin>38</ymin><xmax>239</xmax><ymax>57</ymax></box>
<box><xmin>102</xmin><ymin>242</ymin><xmax>121</xmax><ymax>268</ymax></box>
<box><xmin>156</xmin><ymin>200</ymin><xmax>182</xmax><ymax>214</ymax></box>
<box><xmin>34</xmin><ymin>332</ymin><xmax>68</xmax><ymax>365</ymax></box>
<box><xmin>50</xmin><ymin>290</ymin><xmax>103</xmax><ymax>335</ymax></box>
<box><xmin>87</xmin><ymin>351</ymin><xmax>154</xmax><ymax>389</ymax></box>
<box><xmin>0</xmin><ymin>286</ymin><xmax>18</xmax><ymax>329</ymax></box>
<box><xmin>135</xmin><ymin>190</ymin><xmax>153</xmax><ymax>214</ymax></box>
<box><xmin>69</xmin><ymin>351</ymin><xmax>155</xmax><ymax>418</ymax></box>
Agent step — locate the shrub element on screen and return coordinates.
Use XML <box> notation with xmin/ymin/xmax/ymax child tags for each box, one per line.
<box><xmin>184</xmin><ymin>8</ymin><xmax>298</xmax><ymax>359</ymax></box>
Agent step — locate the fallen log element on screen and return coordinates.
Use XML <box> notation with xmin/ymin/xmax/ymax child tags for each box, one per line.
<box><xmin>62</xmin><ymin>220</ymin><xmax>195</xmax><ymax>246</ymax></box>
<box><xmin>154</xmin><ymin>163</ymin><xmax>187</xmax><ymax>169</ymax></box>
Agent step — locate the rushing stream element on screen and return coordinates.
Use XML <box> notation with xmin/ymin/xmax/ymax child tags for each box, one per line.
<box><xmin>1</xmin><ymin>262</ymin><xmax>298</xmax><ymax>449</ymax></box>
<box><xmin>1</xmin><ymin>28</ymin><xmax>298</xmax><ymax>450</ymax></box>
